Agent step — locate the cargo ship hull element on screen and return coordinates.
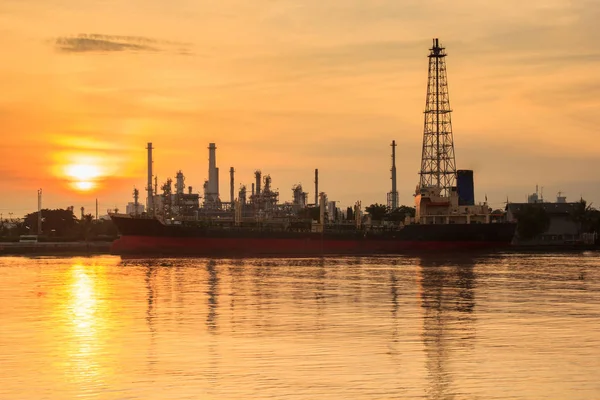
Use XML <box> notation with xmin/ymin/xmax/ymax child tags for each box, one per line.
<box><xmin>110</xmin><ymin>215</ymin><xmax>516</xmax><ymax>256</ymax></box>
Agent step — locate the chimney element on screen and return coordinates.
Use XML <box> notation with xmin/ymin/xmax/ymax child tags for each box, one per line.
<box><xmin>207</xmin><ymin>143</ymin><xmax>219</xmax><ymax>202</ymax></box>
<box><xmin>314</xmin><ymin>169</ymin><xmax>319</xmax><ymax>205</ymax></box>
<box><xmin>229</xmin><ymin>167</ymin><xmax>235</xmax><ymax>205</ymax></box>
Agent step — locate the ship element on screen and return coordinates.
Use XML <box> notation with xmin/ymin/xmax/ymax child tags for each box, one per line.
<box><xmin>109</xmin><ymin>170</ymin><xmax>516</xmax><ymax>256</ymax></box>
<box><xmin>110</xmin><ymin>213</ymin><xmax>516</xmax><ymax>256</ymax></box>
<box><xmin>109</xmin><ymin>38</ymin><xmax>517</xmax><ymax>256</ymax></box>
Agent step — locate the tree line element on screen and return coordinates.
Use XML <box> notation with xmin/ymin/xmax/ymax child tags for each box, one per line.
<box><xmin>0</xmin><ymin>208</ymin><xmax>118</xmax><ymax>242</ymax></box>
<box><xmin>514</xmin><ymin>199</ymin><xmax>600</xmax><ymax>240</ymax></box>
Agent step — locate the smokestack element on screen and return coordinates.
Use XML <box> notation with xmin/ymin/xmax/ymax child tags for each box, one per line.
<box><xmin>81</xmin><ymin>207</ymin><xmax>85</xmax><ymax>220</ymax></box>
<box><xmin>229</xmin><ymin>167</ymin><xmax>235</xmax><ymax>205</ymax></box>
<box><xmin>207</xmin><ymin>143</ymin><xmax>219</xmax><ymax>202</ymax></box>
<box><xmin>146</xmin><ymin>143</ymin><xmax>154</xmax><ymax>215</ymax></box>
<box><xmin>314</xmin><ymin>169</ymin><xmax>319</xmax><ymax>205</ymax></box>
<box><xmin>95</xmin><ymin>198</ymin><xmax>98</xmax><ymax>220</ymax></box>
<box><xmin>252</xmin><ymin>183</ymin><xmax>255</xmax><ymax>197</ymax></box>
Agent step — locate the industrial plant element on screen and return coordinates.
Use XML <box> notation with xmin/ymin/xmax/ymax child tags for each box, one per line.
<box><xmin>133</xmin><ymin>140</ymin><xmax>349</xmax><ymax>228</ymax></box>
<box><xmin>106</xmin><ymin>38</ymin><xmax>519</xmax><ymax>256</ymax></box>
<box><xmin>122</xmin><ymin>38</ymin><xmax>493</xmax><ymax>228</ymax></box>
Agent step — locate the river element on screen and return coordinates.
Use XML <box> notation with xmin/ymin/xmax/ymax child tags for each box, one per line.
<box><xmin>1</xmin><ymin>252</ymin><xmax>599</xmax><ymax>399</ymax></box>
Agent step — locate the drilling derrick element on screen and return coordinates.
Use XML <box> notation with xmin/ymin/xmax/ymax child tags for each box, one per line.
<box><xmin>419</xmin><ymin>38</ymin><xmax>456</xmax><ymax>197</ymax></box>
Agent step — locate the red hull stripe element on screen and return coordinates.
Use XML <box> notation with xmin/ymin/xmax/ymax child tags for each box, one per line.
<box><xmin>111</xmin><ymin>235</ymin><xmax>511</xmax><ymax>256</ymax></box>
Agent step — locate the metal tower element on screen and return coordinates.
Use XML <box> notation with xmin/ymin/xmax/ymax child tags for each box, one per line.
<box><xmin>387</xmin><ymin>140</ymin><xmax>399</xmax><ymax>210</ymax></box>
<box><xmin>419</xmin><ymin>38</ymin><xmax>456</xmax><ymax>196</ymax></box>
<box><xmin>146</xmin><ymin>143</ymin><xmax>154</xmax><ymax>216</ymax></box>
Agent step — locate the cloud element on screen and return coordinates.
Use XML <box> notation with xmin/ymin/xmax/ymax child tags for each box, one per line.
<box><xmin>53</xmin><ymin>33</ymin><xmax>191</xmax><ymax>54</ymax></box>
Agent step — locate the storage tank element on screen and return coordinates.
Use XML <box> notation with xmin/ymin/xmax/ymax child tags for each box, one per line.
<box><xmin>456</xmin><ymin>170</ymin><xmax>475</xmax><ymax>206</ymax></box>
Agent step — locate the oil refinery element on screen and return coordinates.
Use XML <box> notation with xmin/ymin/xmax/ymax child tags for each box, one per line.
<box><xmin>109</xmin><ymin>38</ymin><xmax>517</xmax><ymax>256</ymax></box>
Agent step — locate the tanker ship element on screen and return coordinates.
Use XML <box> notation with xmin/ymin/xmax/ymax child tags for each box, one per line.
<box><xmin>109</xmin><ymin>38</ymin><xmax>516</xmax><ymax>256</ymax></box>
<box><xmin>109</xmin><ymin>147</ymin><xmax>516</xmax><ymax>256</ymax></box>
<box><xmin>110</xmin><ymin>211</ymin><xmax>516</xmax><ymax>257</ymax></box>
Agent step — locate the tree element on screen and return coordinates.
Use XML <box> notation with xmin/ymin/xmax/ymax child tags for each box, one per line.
<box><xmin>79</xmin><ymin>213</ymin><xmax>94</xmax><ymax>241</ymax></box>
<box><xmin>386</xmin><ymin>205</ymin><xmax>416</xmax><ymax>222</ymax></box>
<box><xmin>23</xmin><ymin>208</ymin><xmax>77</xmax><ymax>237</ymax></box>
<box><xmin>514</xmin><ymin>204</ymin><xmax>550</xmax><ymax>240</ymax></box>
<box><xmin>365</xmin><ymin>203</ymin><xmax>389</xmax><ymax>221</ymax></box>
<box><xmin>571</xmin><ymin>199</ymin><xmax>600</xmax><ymax>234</ymax></box>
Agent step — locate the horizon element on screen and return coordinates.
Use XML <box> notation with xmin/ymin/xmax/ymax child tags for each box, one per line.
<box><xmin>1</xmin><ymin>1</ymin><xmax>599</xmax><ymax>217</ymax></box>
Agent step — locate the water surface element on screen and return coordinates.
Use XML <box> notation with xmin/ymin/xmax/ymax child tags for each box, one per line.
<box><xmin>1</xmin><ymin>253</ymin><xmax>599</xmax><ymax>399</ymax></box>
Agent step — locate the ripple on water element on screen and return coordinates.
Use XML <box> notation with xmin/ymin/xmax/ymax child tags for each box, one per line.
<box><xmin>0</xmin><ymin>253</ymin><xmax>599</xmax><ymax>399</ymax></box>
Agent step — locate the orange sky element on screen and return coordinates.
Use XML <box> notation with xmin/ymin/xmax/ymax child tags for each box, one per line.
<box><xmin>1</xmin><ymin>0</ymin><xmax>599</xmax><ymax>217</ymax></box>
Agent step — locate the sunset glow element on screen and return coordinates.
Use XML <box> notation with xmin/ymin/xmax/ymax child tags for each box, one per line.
<box><xmin>64</xmin><ymin>163</ymin><xmax>102</xmax><ymax>192</ymax></box>
<box><xmin>0</xmin><ymin>1</ymin><xmax>599</xmax><ymax>214</ymax></box>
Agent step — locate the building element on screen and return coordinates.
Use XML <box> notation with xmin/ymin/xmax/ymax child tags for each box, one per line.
<box><xmin>126</xmin><ymin>202</ymin><xmax>145</xmax><ymax>216</ymax></box>
<box><xmin>506</xmin><ymin>194</ymin><xmax>584</xmax><ymax>245</ymax></box>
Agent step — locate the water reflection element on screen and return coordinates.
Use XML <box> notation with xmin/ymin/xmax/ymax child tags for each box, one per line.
<box><xmin>3</xmin><ymin>255</ymin><xmax>600</xmax><ymax>399</ymax></box>
<box><xmin>70</xmin><ymin>265</ymin><xmax>97</xmax><ymax>332</ymax></box>
<box><xmin>389</xmin><ymin>270</ymin><xmax>399</xmax><ymax>343</ymax></box>
<box><xmin>66</xmin><ymin>264</ymin><xmax>107</xmax><ymax>390</ymax></box>
<box><xmin>227</xmin><ymin>261</ymin><xmax>244</xmax><ymax>333</ymax></box>
<box><xmin>206</xmin><ymin>260</ymin><xmax>219</xmax><ymax>333</ymax></box>
<box><xmin>145</xmin><ymin>264</ymin><xmax>158</xmax><ymax>371</ymax></box>
<box><xmin>418</xmin><ymin>255</ymin><xmax>477</xmax><ymax>400</ymax></box>
<box><xmin>314</xmin><ymin>259</ymin><xmax>327</xmax><ymax>330</ymax></box>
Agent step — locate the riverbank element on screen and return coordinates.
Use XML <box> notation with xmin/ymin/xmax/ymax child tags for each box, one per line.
<box><xmin>0</xmin><ymin>241</ymin><xmax>112</xmax><ymax>255</ymax></box>
<box><xmin>1</xmin><ymin>241</ymin><xmax>597</xmax><ymax>257</ymax></box>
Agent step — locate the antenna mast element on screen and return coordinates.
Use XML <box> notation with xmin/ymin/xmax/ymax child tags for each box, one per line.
<box><xmin>387</xmin><ymin>140</ymin><xmax>399</xmax><ymax>209</ymax></box>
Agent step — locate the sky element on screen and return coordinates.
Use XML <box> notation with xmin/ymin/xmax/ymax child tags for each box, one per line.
<box><xmin>1</xmin><ymin>0</ymin><xmax>600</xmax><ymax>217</ymax></box>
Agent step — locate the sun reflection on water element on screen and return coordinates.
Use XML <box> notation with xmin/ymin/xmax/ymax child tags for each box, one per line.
<box><xmin>66</xmin><ymin>264</ymin><xmax>107</xmax><ymax>386</ymax></box>
<box><xmin>71</xmin><ymin>266</ymin><xmax>97</xmax><ymax>331</ymax></box>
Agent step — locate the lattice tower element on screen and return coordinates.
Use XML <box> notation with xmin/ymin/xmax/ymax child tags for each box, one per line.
<box><xmin>419</xmin><ymin>38</ymin><xmax>456</xmax><ymax>196</ymax></box>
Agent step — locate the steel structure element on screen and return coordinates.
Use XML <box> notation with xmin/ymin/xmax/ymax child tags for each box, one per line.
<box><xmin>387</xmin><ymin>140</ymin><xmax>399</xmax><ymax>209</ymax></box>
<box><xmin>133</xmin><ymin>188</ymin><xmax>140</xmax><ymax>216</ymax></box>
<box><xmin>419</xmin><ymin>38</ymin><xmax>456</xmax><ymax>196</ymax></box>
<box><xmin>146</xmin><ymin>143</ymin><xmax>154</xmax><ymax>216</ymax></box>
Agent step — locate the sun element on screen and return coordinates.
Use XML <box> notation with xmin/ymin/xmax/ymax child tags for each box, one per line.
<box><xmin>64</xmin><ymin>163</ymin><xmax>102</xmax><ymax>191</ymax></box>
<box><xmin>74</xmin><ymin>181</ymin><xmax>94</xmax><ymax>191</ymax></box>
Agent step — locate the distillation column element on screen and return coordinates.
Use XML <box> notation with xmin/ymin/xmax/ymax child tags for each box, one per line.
<box><xmin>206</xmin><ymin>143</ymin><xmax>220</xmax><ymax>203</ymax></box>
